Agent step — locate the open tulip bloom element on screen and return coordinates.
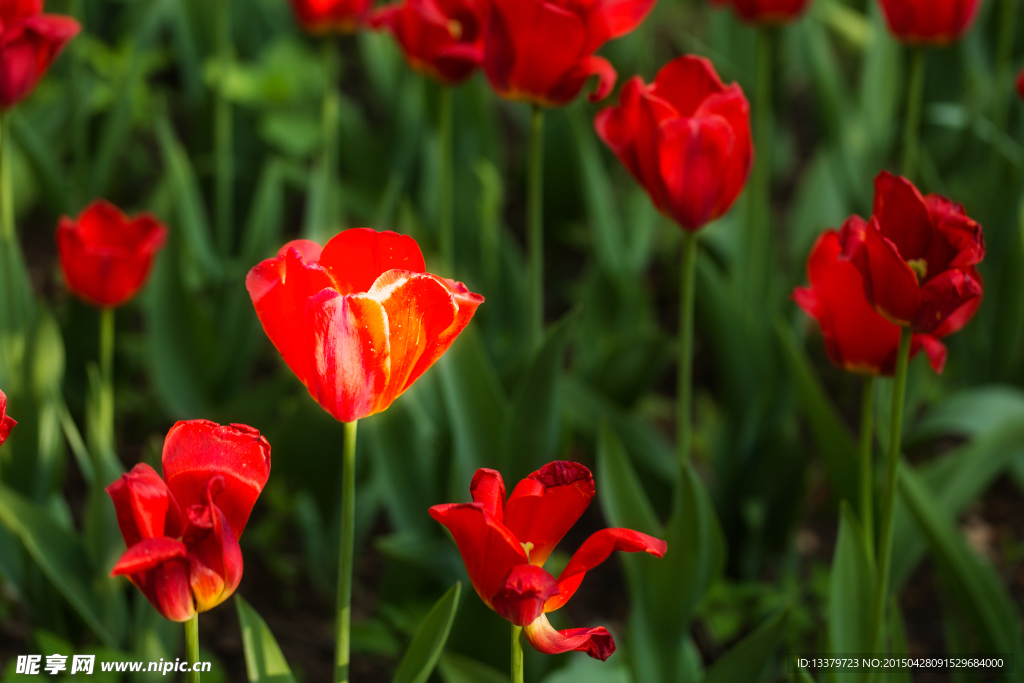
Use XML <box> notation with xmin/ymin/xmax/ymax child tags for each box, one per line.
<box><xmin>107</xmin><ymin>420</ymin><xmax>271</xmax><ymax>621</ymax></box>
<box><xmin>431</xmin><ymin>462</ymin><xmax>667</xmax><ymax>664</ymax></box>
<box><xmin>0</xmin><ymin>0</ymin><xmax>80</xmax><ymax>110</ymax></box>
<box><xmin>0</xmin><ymin>389</ymin><xmax>15</xmax><ymax>448</ymax></box>
<box><xmin>709</xmin><ymin>0</ymin><xmax>811</xmax><ymax>24</ymax></box>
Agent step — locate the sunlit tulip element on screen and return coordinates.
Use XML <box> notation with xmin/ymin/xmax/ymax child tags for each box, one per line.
<box><xmin>431</xmin><ymin>462</ymin><xmax>667</xmax><ymax>660</ymax></box>
<box><xmin>108</xmin><ymin>421</ymin><xmax>271</xmax><ymax>622</ymax></box>
<box><xmin>0</xmin><ymin>0</ymin><xmax>79</xmax><ymax>109</ymax></box>
<box><xmin>247</xmin><ymin>228</ymin><xmax>483</xmax><ymax>423</ymax></box>
<box><xmin>56</xmin><ymin>200</ymin><xmax>168</xmax><ymax>309</ymax></box>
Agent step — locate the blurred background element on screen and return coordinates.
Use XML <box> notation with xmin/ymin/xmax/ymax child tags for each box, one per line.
<box><xmin>1</xmin><ymin>0</ymin><xmax>1023</xmax><ymax>681</ymax></box>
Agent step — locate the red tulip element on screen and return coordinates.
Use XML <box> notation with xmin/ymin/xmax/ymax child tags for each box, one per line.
<box><xmin>709</xmin><ymin>0</ymin><xmax>811</xmax><ymax>23</ymax></box>
<box><xmin>247</xmin><ymin>228</ymin><xmax>483</xmax><ymax>423</ymax></box>
<box><xmin>0</xmin><ymin>0</ymin><xmax>79</xmax><ymax>109</ymax></box>
<box><xmin>877</xmin><ymin>0</ymin><xmax>980</xmax><ymax>45</ymax></box>
<box><xmin>596</xmin><ymin>55</ymin><xmax>753</xmax><ymax>232</ymax></box>
<box><xmin>107</xmin><ymin>421</ymin><xmax>271</xmax><ymax>622</ymax></box>
<box><xmin>288</xmin><ymin>0</ymin><xmax>372</xmax><ymax>33</ymax></box>
<box><xmin>0</xmin><ymin>389</ymin><xmax>15</xmax><ymax>448</ymax></box>
<box><xmin>794</xmin><ymin>229</ymin><xmax>948</xmax><ymax>375</ymax></box>
<box><xmin>1016</xmin><ymin>68</ymin><xmax>1024</xmax><ymax>102</ymax></box>
<box><xmin>370</xmin><ymin>0</ymin><xmax>488</xmax><ymax>84</ymax></box>
<box><xmin>56</xmin><ymin>200</ymin><xmax>168</xmax><ymax>309</ymax></box>
<box><xmin>482</xmin><ymin>0</ymin><xmax>656</xmax><ymax>107</ymax></box>
<box><xmin>839</xmin><ymin>172</ymin><xmax>984</xmax><ymax>335</ymax></box>
<box><xmin>430</xmin><ymin>462</ymin><xmax>667</xmax><ymax>660</ymax></box>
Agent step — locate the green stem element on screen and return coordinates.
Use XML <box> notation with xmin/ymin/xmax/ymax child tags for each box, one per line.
<box><xmin>992</xmin><ymin>0</ymin><xmax>1019</xmax><ymax>134</ymax></box>
<box><xmin>868</xmin><ymin>328</ymin><xmax>913</xmax><ymax>661</ymax></box>
<box><xmin>511</xmin><ymin>625</ymin><xmax>524</xmax><ymax>683</ymax></box>
<box><xmin>527</xmin><ymin>106</ymin><xmax>545</xmax><ymax>351</ymax></box>
<box><xmin>0</xmin><ymin>113</ymin><xmax>10</xmax><ymax>244</ymax></box>
<box><xmin>900</xmin><ymin>49</ymin><xmax>926</xmax><ymax>180</ymax></box>
<box><xmin>214</xmin><ymin>0</ymin><xmax>234</xmax><ymax>254</ymax></box>
<box><xmin>99</xmin><ymin>308</ymin><xmax>115</xmax><ymax>471</ymax></box>
<box><xmin>859</xmin><ymin>376</ymin><xmax>875</xmax><ymax>559</ymax></box>
<box><xmin>334</xmin><ymin>420</ymin><xmax>358</xmax><ymax>683</ymax></box>
<box><xmin>310</xmin><ymin>40</ymin><xmax>341</xmax><ymax>243</ymax></box>
<box><xmin>677</xmin><ymin>231</ymin><xmax>699</xmax><ymax>466</ymax></box>
<box><xmin>185</xmin><ymin>614</ymin><xmax>200</xmax><ymax>683</ymax></box>
<box><xmin>742</xmin><ymin>27</ymin><xmax>774</xmax><ymax>308</ymax></box>
<box><xmin>438</xmin><ymin>86</ymin><xmax>455</xmax><ymax>269</ymax></box>
<box><xmin>0</xmin><ymin>111</ymin><xmax>30</xmax><ymax>333</ymax></box>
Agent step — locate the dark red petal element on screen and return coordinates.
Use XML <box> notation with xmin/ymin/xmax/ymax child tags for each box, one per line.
<box><xmin>912</xmin><ymin>268</ymin><xmax>983</xmax><ymax>334</ymax></box>
<box><xmin>926</xmin><ymin>195</ymin><xmax>985</xmax><ymax>271</ymax></box>
<box><xmin>318</xmin><ymin>228</ymin><xmax>425</xmax><ymax>295</ymax></box>
<box><xmin>503</xmin><ymin>461</ymin><xmax>595</xmax><ymax>567</ymax></box>
<box><xmin>106</xmin><ymin>463</ymin><xmax>184</xmax><ymax>547</ymax></box>
<box><xmin>429</xmin><ymin>502</ymin><xmax>528</xmax><ymax>608</ymax></box>
<box><xmin>840</xmin><ymin>216</ymin><xmax>922</xmax><ymax>326</ymax></box>
<box><xmin>470</xmin><ymin>468</ymin><xmax>506</xmax><ymax>520</ymax></box>
<box><xmin>594</xmin><ymin>76</ymin><xmax>646</xmax><ymax>188</ymax></box>
<box><xmin>304</xmin><ymin>289</ymin><xmax>391</xmax><ymax>422</ymax></box>
<box><xmin>111</xmin><ymin>537</ymin><xmax>195</xmax><ymax>622</ymax></box>
<box><xmin>657</xmin><ymin>114</ymin><xmax>736</xmax><ymax>231</ymax></box>
<box><xmin>872</xmin><ymin>171</ymin><xmax>934</xmax><ymax>262</ymax></box>
<box><xmin>696</xmin><ymin>87</ymin><xmax>753</xmax><ymax>221</ymax></box>
<box><xmin>491</xmin><ymin>564</ymin><xmax>559</xmax><ymax>626</ymax></box>
<box><xmin>246</xmin><ymin>240</ymin><xmax>337</xmax><ymax>388</ymax></box>
<box><xmin>0</xmin><ymin>14</ymin><xmax>80</xmax><ymax>109</ymax></box>
<box><xmin>913</xmin><ymin>334</ymin><xmax>948</xmax><ymax>374</ymax></box>
<box><xmin>161</xmin><ymin>420</ymin><xmax>271</xmax><ymax>539</ymax></box>
<box><xmin>522</xmin><ymin>614</ymin><xmax>616</xmax><ymax>661</ymax></box>
<box><xmin>932</xmin><ymin>287</ymin><xmax>982</xmax><ymax>338</ymax></box>
<box><xmin>544</xmin><ymin>528</ymin><xmax>666</xmax><ymax>612</ymax></box>
<box><xmin>878</xmin><ymin>0</ymin><xmax>980</xmax><ymax>44</ymax></box>
<box><xmin>582</xmin><ymin>55</ymin><xmax>617</xmax><ymax>103</ymax></box>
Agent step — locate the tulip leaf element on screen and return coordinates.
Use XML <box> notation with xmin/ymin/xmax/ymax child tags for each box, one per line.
<box><xmin>829</xmin><ymin>504</ymin><xmax>874</xmax><ymax>682</ymax></box>
<box><xmin>702</xmin><ymin>608</ymin><xmax>790</xmax><ymax>683</ymax></box>
<box><xmin>0</xmin><ymin>483</ymin><xmax>115</xmax><ymax>647</ymax></box>
<box><xmin>392</xmin><ymin>582</ymin><xmax>461</xmax><ymax>683</ymax></box>
<box><xmin>905</xmin><ymin>386</ymin><xmax>1024</xmax><ymax>445</ymax></box>
<box><xmin>437</xmin><ymin>653</ymin><xmax>506</xmax><ymax>683</ymax></box>
<box><xmin>596</xmin><ymin>421</ymin><xmax>661</xmax><ymax>537</ymax></box>
<box><xmin>898</xmin><ymin>465</ymin><xmax>1024</xmax><ymax>670</ymax></box>
<box><xmin>235</xmin><ymin>595</ymin><xmax>298</xmax><ymax>683</ymax></box>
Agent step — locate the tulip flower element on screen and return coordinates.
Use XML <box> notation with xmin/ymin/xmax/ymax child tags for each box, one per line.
<box><xmin>1017</xmin><ymin>68</ymin><xmax>1024</xmax><ymax>102</ymax></box>
<box><xmin>595</xmin><ymin>55</ymin><xmax>753</xmax><ymax>233</ymax></box>
<box><xmin>289</xmin><ymin>0</ymin><xmax>372</xmax><ymax>33</ymax></box>
<box><xmin>839</xmin><ymin>171</ymin><xmax>984</xmax><ymax>336</ymax></box>
<box><xmin>481</xmin><ymin>0</ymin><xmax>656</xmax><ymax>107</ymax></box>
<box><xmin>877</xmin><ymin>0</ymin><xmax>980</xmax><ymax>45</ymax></box>
<box><xmin>0</xmin><ymin>389</ymin><xmax>15</xmax><ymax>448</ymax></box>
<box><xmin>431</xmin><ymin>462</ymin><xmax>667</xmax><ymax>662</ymax></box>
<box><xmin>709</xmin><ymin>0</ymin><xmax>811</xmax><ymax>23</ymax></box>
<box><xmin>0</xmin><ymin>0</ymin><xmax>80</xmax><ymax>110</ymax></box>
<box><xmin>247</xmin><ymin>228</ymin><xmax>483</xmax><ymax>424</ymax></box>
<box><xmin>57</xmin><ymin>200</ymin><xmax>169</xmax><ymax>309</ymax></box>
<box><xmin>370</xmin><ymin>0</ymin><xmax>487</xmax><ymax>85</ymax></box>
<box><xmin>794</xmin><ymin>229</ymin><xmax>949</xmax><ymax>376</ymax></box>
<box><xmin>107</xmin><ymin>420</ymin><xmax>271</xmax><ymax>622</ymax></box>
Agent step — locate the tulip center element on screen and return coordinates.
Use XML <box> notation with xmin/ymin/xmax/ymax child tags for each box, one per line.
<box><xmin>447</xmin><ymin>19</ymin><xmax>463</xmax><ymax>40</ymax></box>
<box><xmin>521</xmin><ymin>541</ymin><xmax>534</xmax><ymax>562</ymax></box>
<box><xmin>906</xmin><ymin>258</ymin><xmax>928</xmax><ymax>281</ymax></box>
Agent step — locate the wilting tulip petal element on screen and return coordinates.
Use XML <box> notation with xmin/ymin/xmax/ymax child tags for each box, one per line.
<box><xmin>523</xmin><ymin>614</ymin><xmax>616</xmax><ymax>661</ymax></box>
<box><xmin>878</xmin><ymin>0</ymin><xmax>980</xmax><ymax>45</ymax></box>
<box><xmin>0</xmin><ymin>389</ymin><xmax>15</xmax><ymax>448</ymax></box>
<box><xmin>0</xmin><ymin>10</ymin><xmax>79</xmax><ymax>110</ymax></box>
<box><xmin>107</xmin><ymin>464</ymin><xmax>184</xmax><ymax>547</ymax></box>
<box><xmin>111</xmin><ymin>537</ymin><xmax>195</xmax><ymax>623</ymax></box>
<box><xmin>56</xmin><ymin>200</ymin><xmax>168</xmax><ymax>308</ymax></box>
<box><xmin>492</xmin><ymin>564</ymin><xmax>560</xmax><ymax>626</ymax></box>
<box><xmin>544</xmin><ymin>528</ymin><xmax>666</xmax><ymax>612</ymax></box>
<box><xmin>503</xmin><ymin>461</ymin><xmax>595</xmax><ymax>567</ymax></box>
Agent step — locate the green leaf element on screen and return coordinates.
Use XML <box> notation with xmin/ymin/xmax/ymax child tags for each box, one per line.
<box><xmin>236</xmin><ymin>595</ymin><xmax>297</xmax><ymax>683</ymax></box>
<box><xmin>828</xmin><ymin>504</ymin><xmax>874</xmax><ymax>683</ymax></box>
<box><xmin>392</xmin><ymin>582</ymin><xmax>462</xmax><ymax>683</ymax></box>
<box><xmin>793</xmin><ymin>668</ymin><xmax>816</xmax><ymax>683</ymax></box>
<box><xmin>438</xmin><ymin>653</ymin><xmax>506</xmax><ymax>683</ymax></box>
<box><xmin>540</xmin><ymin>654</ymin><xmax>631</xmax><ymax>683</ymax></box>
<box><xmin>0</xmin><ymin>483</ymin><xmax>115</xmax><ymax>647</ymax></box>
<box><xmin>703</xmin><ymin>608</ymin><xmax>791</xmax><ymax>683</ymax></box>
<box><xmin>888</xmin><ymin>598</ymin><xmax>912</xmax><ymax>683</ymax></box>
<box><xmin>596</xmin><ymin>421</ymin><xmax>661</xmax><ymax>537</ymax></box>
<box><xmin>775</xmin><ymin>319</ymin><xmax>859</xmax><ymax>504</ymax></box>
<box><xmin>898</xmin><ymin>465</ymin><xmax>1024</xmax><ymax>672</ymax></box>
<box><xmin>906</xmin><ymin>386</ymin><xmax>1024</xmax><ymax>444</ymax></box>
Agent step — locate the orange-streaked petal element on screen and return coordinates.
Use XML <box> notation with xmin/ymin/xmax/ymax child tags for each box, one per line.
<box><xmin>522</xmin><ymin>614</ymin><xmax>615</xmax><ymax>661</ymax></box>
<box><xmin>111</xmin><ymin>537</ymin><xmax>195</xmax><ymax>622</ymax></box>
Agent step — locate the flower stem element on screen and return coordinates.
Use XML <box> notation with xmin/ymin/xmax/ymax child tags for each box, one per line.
<box><xmin>334</xmin><ymin>420</ymin><xmax>358</xmax><ymax>683</ymax></box>
<box><xmin>0</xmin><ymin>111</ymin><xmax>30</xmax><ymax>334</ymax></box>
<box><xmin>511</xmin><ymin>624</ymin><xmax>524</xmax><ymax>683</ymax></box>
<box><xmin>859</xmin><ymin>376</ymin><xmax>875</xmax><ymax>559</ymax></box>
<box><xmin>439</xmin><ymin>86</ymin><xmax>455</xmax><ymax>269</ymax></box>
<box><xmin>308</xmin><ymin>39</ymin><xmax>341</xmax><ymax>243</ymax></box>
<box><xmin>744</xmin><ymin>26</ymin><xmax>774</xmax><ymax>307</ymax></box>
<box><xmin>98</xmin><ymin>307</ymin><xmax>115</xmax><ymax>474</ymax></box>
<box><xmin>677</xmin><ymin>231</ymin><xmax>699</xmax><ymax>466</ymax></box>
<box><xmin>185</xmin><ymin>613</ymin><xmax>200</xmax><ymax>683</ymax></box>
<box><xmin>527</xmin><ymin>105</ymin><xmax>545</xmax><ymax>351</ymax></box>
<box><xmin>214</xmin><ymin>0</ymin><xmax>234</xmax><ymax>254</ymax></box>
<box><xmin>900</xmin><ymin>49</ymin><xmax>926</xmax><ymax>180</ymax></box>
<box><xmin>868</xmin><ymin>328</ymin><xmax>912</xmax><ymax>661</ymax></box>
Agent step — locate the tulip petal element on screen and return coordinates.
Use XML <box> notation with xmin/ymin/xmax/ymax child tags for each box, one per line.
<box><xmin>0</xmin><ymin>389</ymin><xmax>15</xmax><ymax>448</ymax></box>
<box><xmin>840</xmin><ymin>216</ymin><xmax>922</xmax><ymax>326</ymax></box>
<box><xmin>246</xmin><ymin>240</ymin><xmax>337</xmax><ymax>388</ymax></box>
<box><xmin>872</xmin><ymin>171</ymin><xmax>934</xmax><ymax>263</ymax></box>
<box><xmin>491</xmin><ymin>564</ymin><xmax>559</xmax><ymax>626</ymax></box>
<box><xmin>522</xmin><ymin>614</ymin><xmax>615</xmax><ymax>661</ymax></box>
<box><xmin>305</xmin><ymin>288</ymin><xmax>391</xmax><ymax>423</ymax></box>
<box><xmin>544</xmin><ymin>528</ymin><xmax>666</xmax><ymax>612</ymax></box>
<box><xmin>470</xmin><ymin>468</ymin><xmax>506</xmax><ymax>520</ymax></box>
<box><xmin>585</xmin><ymin>0</ymin><xmax>656</xmax><ymax>48</ymax></box>
<box><xmin>697</xmin><ymin>88</ymin><xmax>753</xmax><ymax>221</ymax></box>
<box><xmin>657</xmin><ymin>114</ymin><xmax>736</xmax><ymax>231</ymax></box>
<box><xmin>429</xmin><ymin>502</ymin><xmax>528</xmax><ymax>608</ymax></box>
<box><xmin>0</xmin><ymin>0</ymin><xmax>42</xmax><ymax>26</ymax></box>
<box><xmin>926</xmin><ymin>196</ymin><xmax>985</xmax><ymax>271</ymax></box>
<box><xmin>111</xmin><ymin>537</ymin><xmax>195</xmax><ymax>622</ymax></box>
<box><xmin>932</xmin><ymin>291</ymin><xmax>982</xmax><ymax>338</ymax></box>
<box><xmin>183</xmin><ymin>479</ymin><xmax>244</xmax><ymax>613</ymax></box>
<box><xmin>162</xmin><ymin>420</ymin><xmax>272</xmax><ymax>539</ymax></box>
<box><xmin>106</xmin><ymin>463</ymin><xmax>184</xmax><ymax>547</ymax></box>
<box><xmin>503</xmin><ymin>461</ymin><xmax>595</xmax><ymax>567</ymax></box>
<box><xmin>650</xmin><ymin>55</ymin><xmax>726</xmax><ymax>119</ymax></box>
<box><xmin>319</xmin><ymin>228</ymin><xmax>425</xmax><ymax>295</ymax></box>
<box><xmin>913</xmin><ymin>267</ymin><xmax>983</xmax><ymax>334</ymax></box>
<box><xmin>0</xmin><ymin>14</ymin><xmax>80</xmax><ymax>110</ymax></box>
<box><xmin>594</xmin><ymin>77</ymin><xmax>646</xmax><ymax>187</ymax></box>
<box><xmin>913</xmin><ymin>334</ymin><xmax>947</xmax><ymax>374</ymax></box>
